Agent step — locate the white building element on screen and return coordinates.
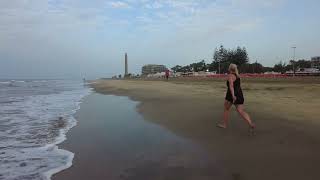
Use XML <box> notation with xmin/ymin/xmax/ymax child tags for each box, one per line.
<box><xmin>311</xmin><ymin>56</ymin><xmax>320</xmax><ymax>69</ymax></box>
<box><xmin>142</xmin><ymin>64</ymin><xmax>167</xmax><ymax>75</ymax></box>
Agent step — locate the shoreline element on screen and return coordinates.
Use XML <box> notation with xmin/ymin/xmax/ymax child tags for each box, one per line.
<box><xmin>53</xmin><ymin>93</ymin><xmax>232</xmax><ymax>180</ymax></box>
<box><xmin>89</xmin><ymin>79</ymin><xmax>320</xmax><ymax>180</ymax></box>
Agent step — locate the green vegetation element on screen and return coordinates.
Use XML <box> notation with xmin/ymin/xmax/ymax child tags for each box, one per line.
<box><xmin>273</xmin><ymin>60</ymin><xmax>311</xmax><ymax>73</ymax></box>
<box><xmin>171</xmin><ymin>45</ymin><xmax>311</xmax><ymax>74</ymax></box>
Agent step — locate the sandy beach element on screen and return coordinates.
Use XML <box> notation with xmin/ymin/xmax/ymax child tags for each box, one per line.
<box><xmin>85</xmin><ymin>77</ymin><xmax>320</xmax><ymax>180</ymax></box>
<box><xmin>52</xmin><ymin>77</ymin><xmax>320</xmax><ymax>180</ymax></box>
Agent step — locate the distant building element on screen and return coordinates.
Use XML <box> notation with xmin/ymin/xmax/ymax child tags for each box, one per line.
<box><xmin>142</xmin><ymin>64</ymin><xmax>167</xmax><ymax>75</ymax></box>
<box><xmin>286</xmin><ymin>68</ymin><xmax>320</xmax><ymax>76</ymax></box>
<box><xmin>311</xmin><ymin>56</ymin><xmax>320</xmax><ymax>69</ymax></box>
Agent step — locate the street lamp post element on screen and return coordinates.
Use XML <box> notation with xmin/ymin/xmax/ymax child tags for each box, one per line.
<box><xmin>252</xmin><ymin>60</ymin><xmax>255</xmax><ymax>73</ymax></box>
<box><xmin>292</xmin><ymin>46</ymin><xmax>296</xmax><ymax>76</ymax></box>
<box><xmin>219</xmin><ymin>58</ymin><xmax>221</xmax><ymax>75</ymax></box>
<box><xmin>253</xmin><ymin>60</ymin><xmax>258</xmax><ymax>74</ymax></box>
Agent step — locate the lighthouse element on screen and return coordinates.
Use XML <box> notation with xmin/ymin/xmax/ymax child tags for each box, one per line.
<box><xmin>125</xmin><ymin>53</ymin><xmax>128</xmax><ymax>77</ymax></box>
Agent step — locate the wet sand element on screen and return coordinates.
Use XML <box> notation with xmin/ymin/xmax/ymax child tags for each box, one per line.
<box><xmin>88</xmin><ymin>78</ymin><xmax>320</xmax><ymax>180</ymax></box>
<box><xmin>53</xmin><ymin>93</ymin><xmax>232</xmax><ymax>180</ymax></box>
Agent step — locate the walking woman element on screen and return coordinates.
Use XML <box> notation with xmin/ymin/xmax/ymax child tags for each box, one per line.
<box><xmin>217</xmin><ymin>64</ymin><xmax>255</xmax><ymax>133</ymax></box>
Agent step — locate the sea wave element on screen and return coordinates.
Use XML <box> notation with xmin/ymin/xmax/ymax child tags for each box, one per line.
<box><xmin>0</xmin><ymin>81</ymin><xmax>10</xmax><ymax>84</ymax></box>
<box><xmin>0</xmin><ymin>81</ymin><xmax>91</xmax><ymax>180</ymax></box>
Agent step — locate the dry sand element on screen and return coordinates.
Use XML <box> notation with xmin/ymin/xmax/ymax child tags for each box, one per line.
<box><xmin>91</xmin><ymin>77</ymin><xmax>320</xmax><ymax>180</ymax></box>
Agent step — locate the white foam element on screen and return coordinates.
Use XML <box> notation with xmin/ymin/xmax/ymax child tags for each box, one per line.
<box><xmin>10</xmin><ymin>80</ymin><xmax>26</xmax><ymax>83</ymax></box>
<box><xmin>0</xmin><ymin>81</ymin><xmax>92</xmax><ymax>180</ymax></box>
<box><xmin>0</xmin><ymin>81</ymin><xmax>10</xmax><ymax>84</ymax></box>
<box><xmin>42</xmin><ymin>147</ymin><xmax>74</xmax><ymax>180</ymax></box>
<box><xmin>31</xmin><ymin>80</ymin><xmax>48</xmax><ymax>83</ymax></box>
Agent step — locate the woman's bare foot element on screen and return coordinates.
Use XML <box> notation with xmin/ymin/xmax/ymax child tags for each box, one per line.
<box><xmin>249</xmin><ymin>124</ymin><xmax>256</xmax><ymax>136</ymax></box>
<box><xmin>216</xmin><ymin>123</ymin><xmax>227</xmax><ymax>129</ymax></box>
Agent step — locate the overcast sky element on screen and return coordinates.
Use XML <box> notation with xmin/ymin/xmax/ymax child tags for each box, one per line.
<box><xmin>0</xmin><ymin>0</ymin><xmax>319</xmax><ymax>79</ymax></box>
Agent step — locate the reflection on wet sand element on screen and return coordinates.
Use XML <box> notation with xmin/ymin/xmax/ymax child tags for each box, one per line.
<box><xmin>54</xmin><ymin>94</ymin><xmax>231</xmax><ymax>180</ymax></box>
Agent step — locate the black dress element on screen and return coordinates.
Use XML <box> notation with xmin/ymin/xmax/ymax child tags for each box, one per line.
<box><xmin>225</xmin><ymin>74</ymin><xmax>244</xmax><ymax>105</ymax></box>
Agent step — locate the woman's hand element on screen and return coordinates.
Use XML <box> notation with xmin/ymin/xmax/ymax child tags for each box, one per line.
<box><xmin>232</xmin><ymin>95</ymin><xmax>237</xmax><ymax>103</ymax></box>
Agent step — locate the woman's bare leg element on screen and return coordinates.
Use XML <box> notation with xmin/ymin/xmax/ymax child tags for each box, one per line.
<box><xmin>217</xmin><ymin>100</ymin><xmax>232</xmax><ymax>128</ymax></box>
<box><xmin>235</xmin><ymin>105</ymin><xmax>255</xmax><ymax>127</ymax></box>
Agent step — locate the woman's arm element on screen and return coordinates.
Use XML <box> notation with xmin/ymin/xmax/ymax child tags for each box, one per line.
<box><xmin>228</xmin><ymin>75</ymin><xmax>236</xmax><ymax>102</ymax></box>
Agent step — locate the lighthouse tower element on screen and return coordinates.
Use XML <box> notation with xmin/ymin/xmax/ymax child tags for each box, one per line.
<box><xmin>125</xmin><ymin>53</ymin><xmax>128</xmax><ymax>77</ymax></box>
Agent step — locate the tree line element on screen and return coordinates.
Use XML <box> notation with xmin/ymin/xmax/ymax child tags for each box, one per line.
<box><xmin>273</xmin><ymin>60</ymin><xmax>312</xmax><ymax>73</ymax></box>
<box><xmin>171</xmin><ymin>45</ymin><xmax>311</xmax><ymax>74</ymax></box>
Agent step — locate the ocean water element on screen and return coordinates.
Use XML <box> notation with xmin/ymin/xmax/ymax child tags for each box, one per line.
<box><xmin>0</xmin><ymin>79</ymin><xmax>91</xmax><ymax>180</ymax></box>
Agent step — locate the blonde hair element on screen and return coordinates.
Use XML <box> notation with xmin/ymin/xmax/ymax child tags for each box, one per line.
<box><xmin>228</xmin><ymin>64</ymin><xmax>239</xmax><ymax>77</ymax></box>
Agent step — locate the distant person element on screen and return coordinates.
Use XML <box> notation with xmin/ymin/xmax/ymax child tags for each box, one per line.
<box><xmin>165</xmin><ymin>69</ymin><xmax>170</xmax><ymax>81</ymax></box>
<box><xmin>217</xmin><ymin>64</ymin><xmax>255</xmax><ymax>134</ymax></box>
